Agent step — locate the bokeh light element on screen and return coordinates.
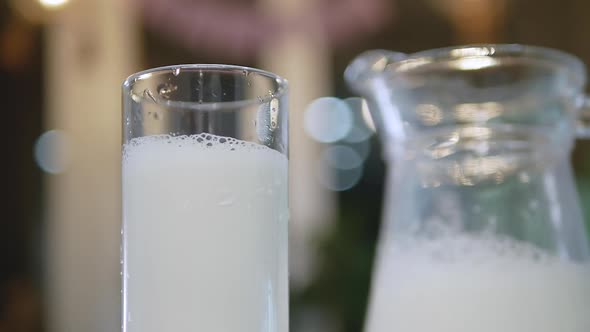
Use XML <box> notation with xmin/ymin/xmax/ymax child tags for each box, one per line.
<box><xmin>34</xmin><ymin>130</ymin><xmax>71</xmax><ymax>174</ymax></box>
<box><xmin>343</xmin><ymin>97</ymin><xmax>375</xmax><ymax>143</ymax></box>
<box><xmin>317</xmin><ymin>145</ymin><xmax>364</xmax><ymax>191</ymax></box>
<box><xmin>39</xmin><ymin>0</ymin><xmax>69</xmax><ymax>9</ymax></box>
<box><xmin>304</xmin><ymin>97</ymin><xmax>353</xmax><ymax>143</ymax></box>
<box><xmin>347</xmin><ymin>139</ymin><xmax>371</xmax><ymax>162</ymax></box>
<box><xmin>322</xmin><ymin>145</ymin><xmax>363</xmax><ymax>170</ymax></box>
<box><xmin>317</xmin><ymin>163</ymin><xmax>364</xmax><ymax>192</ymax></box>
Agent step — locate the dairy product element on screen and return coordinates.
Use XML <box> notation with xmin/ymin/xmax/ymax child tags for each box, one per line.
<box><xmin>122</xmin><ymin>134</ymin><xmax>288</xmax><ymax>332</ymax></box>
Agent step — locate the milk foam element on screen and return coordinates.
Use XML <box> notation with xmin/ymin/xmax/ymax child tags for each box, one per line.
<box><xmin>124</xmin><ymin>133</ymin><xmax>283</xmax><ymax>161</ymax></box>
<box><xmin>366</xmin><ymin>232</ymin><xmax>590</xmax><ymax>332</ymax></box>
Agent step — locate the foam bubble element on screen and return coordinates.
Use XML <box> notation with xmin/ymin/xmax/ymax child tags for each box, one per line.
<box><xmin>123</xmin><ymin>134</ymin><xmax>280</xmax><ymax>162</ymax></box>
<box><xmin>368</xmin><ymin>230</ymin><xmax>590</xmax><ymax>332</ymax></box>
<box><xmin>390</xmin><ymin>230</ymin><xmax>561</xmax><ymax>266</ymax></box>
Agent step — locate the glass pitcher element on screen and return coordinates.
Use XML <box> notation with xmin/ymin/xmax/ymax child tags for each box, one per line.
<box><xmin>345</xmin><ymin>45</ymin><xmax>590</xmax><ymax>332</ymax></box>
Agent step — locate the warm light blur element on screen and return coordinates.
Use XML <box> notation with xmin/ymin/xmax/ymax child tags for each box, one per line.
<box><xmin>38</xmin><ymin>0</ymin><xmax>69</xmax><ymax>9</ymax></box>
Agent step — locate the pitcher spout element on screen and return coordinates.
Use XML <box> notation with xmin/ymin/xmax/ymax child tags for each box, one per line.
<box><xmin>344</xmin><ymin>49</ymin><xmax>407</xmax><ymax>94</ymax></box>
<box><xmin>345</xmin><ymin>50</ymin><xmax>408</xmax><ymax>154</ymax></box>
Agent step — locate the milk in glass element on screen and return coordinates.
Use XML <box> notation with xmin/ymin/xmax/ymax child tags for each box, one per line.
<box><xmin>123</xmin><ymin>134</ymin><xmax>288</xmax><ymax>332</ymax></box>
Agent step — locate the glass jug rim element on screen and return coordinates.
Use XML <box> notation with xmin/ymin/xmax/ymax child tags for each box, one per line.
<box><xmin>346</xmin><ymin>44</ymin><xmax>587</xmax><ymax>94</ymax></box>
<box><xmin>394</xmin><ymin>44</ymin><xmax>586</xmax><ymax>88</ymax></box>
<box><xmin>123</xmin><ymin>64</ymin><xmax>289</xmax><ymax>112</ymax></box>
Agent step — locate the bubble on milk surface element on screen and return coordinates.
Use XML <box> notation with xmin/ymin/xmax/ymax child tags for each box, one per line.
<box><xmin>390</xmin><ymin>223</ymin><xmax>558</xmax><ymax>266</ymax></box>
<box><xmin>122</xmin><ymin>133</ymin><xmax>272</xmax><ymax>161</ymax></box>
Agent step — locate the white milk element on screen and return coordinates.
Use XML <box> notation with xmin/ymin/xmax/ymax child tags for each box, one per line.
<box><xmin>122</xmin><ymin>134</ymin><xmax>288</xmax><ymax>332</ymax></box>
<box><xmin>366</xmin><ymin>233</ymin><xmax>590</xmax><ymax>332</ymax></box>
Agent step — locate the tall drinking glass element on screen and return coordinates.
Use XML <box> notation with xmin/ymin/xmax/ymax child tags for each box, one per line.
<box><xmin>122</xmin><ymin>65</ymin><xmax>288</xmax><ymax>332</ymax></box>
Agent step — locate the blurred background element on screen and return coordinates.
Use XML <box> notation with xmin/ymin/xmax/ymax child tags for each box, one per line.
<box><xmin>1</xmin><ymin>0</ymin><xmax>590</xmax><ymax>331</ymax></box>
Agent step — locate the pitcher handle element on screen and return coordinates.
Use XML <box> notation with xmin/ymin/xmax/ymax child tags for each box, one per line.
<box><xmin>577</xmin><ymin>96</ymin><xmax>590</xmax><ymax>138</ymax></box>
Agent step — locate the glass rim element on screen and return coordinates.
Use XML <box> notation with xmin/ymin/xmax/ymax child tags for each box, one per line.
<box><xmin>123</xmin><ymin>64</ymin><xmax>288</xmax><ymax>111</ymax></box>
<box><xmin>395</xmin><ymin>44</ymin><xmax>587</xmax><ymax>88</ymax></box>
